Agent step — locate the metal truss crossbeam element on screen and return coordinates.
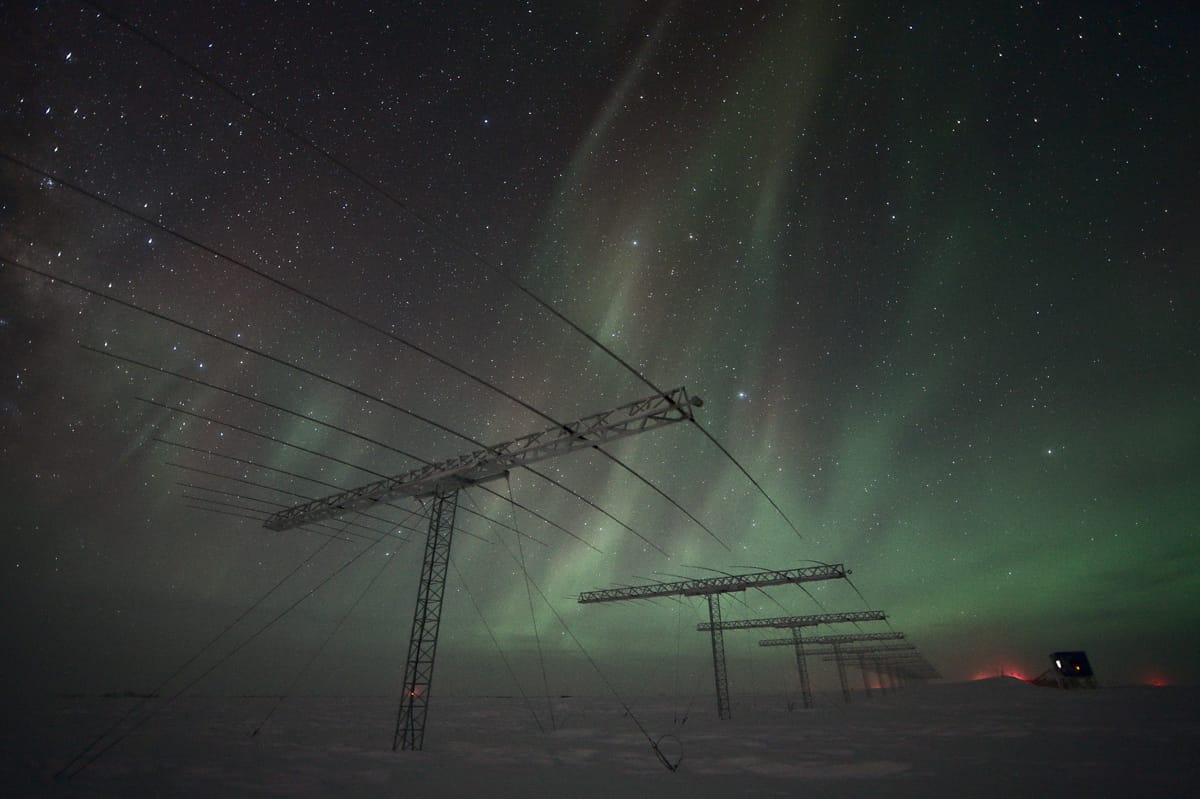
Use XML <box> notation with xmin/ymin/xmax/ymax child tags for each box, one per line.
<box><xmin>578</xmin><ymin>565</ymin><xmax>849</xmax><ymax>721</ymax></box>
<box><xmin>853</xmin><ymin>653</ymin><xmax>933</xmax><ymax>665</ymax></box>
<box><xmin>579</xmin><ymin>564</ymin><xmax>847</xmax><ymax>603</ymax></box>
<box><xmin>697</xmin><ymin>609</ymin><xmax>885</xmax><ymax>632</ymax></box>
<box><xmin>265</xmin><ymin>387</ymin><xmax>700</xmax><ymax>531</ymax></box>
<box><xmin>759</xmin><ymin>631</ymin><xmax>905</xmax><ymax>647</ymax></box>
<box><xmin>776</xmin><ymin>644</ymin><xmax>916</xmax><ymax>657</ymax></box>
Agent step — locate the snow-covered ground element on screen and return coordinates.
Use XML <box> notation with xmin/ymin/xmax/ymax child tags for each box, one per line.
<box><xmin>5</xmin><ymin>678</ymin><xmax>1196</xmax><ymax>798</ymax></box>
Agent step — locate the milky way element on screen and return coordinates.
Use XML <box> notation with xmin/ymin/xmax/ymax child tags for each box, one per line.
<box><xmin>2</xmin><ymin>1</ymin><xmax>1197</xmax><ymax>704</ymax></box>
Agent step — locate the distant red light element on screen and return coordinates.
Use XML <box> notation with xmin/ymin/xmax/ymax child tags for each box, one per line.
<box><xmin>1137</xmin><ymin>669</ymin><xmax>1170</xmax><ymax>687</ymax></box>
<box><xmin>969</xmin><ymin>666</ymin><xmax>1027</xmax><ymax>681</ymax></box>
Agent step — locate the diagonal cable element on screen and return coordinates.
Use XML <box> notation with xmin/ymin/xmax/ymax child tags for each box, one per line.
<box><xmin>505</xmin><ymin>474</ymin><xmax>557</xmax><ymax>732</ymax></box>
<box><xmin>61</xmin><ymin>509</ymin><xmax>401</xmax><ymax>779</ymax></box>
<box><xmin>55</xmin><ymin>511</ymin><xmax>361</xmax><ymax>779</ymax></box>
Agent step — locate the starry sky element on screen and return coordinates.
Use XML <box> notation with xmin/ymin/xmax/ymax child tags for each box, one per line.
<box><xmin>2</xmin><ymin>0</ymin><xmax>1197</xmax><ymax>711</ymax></box>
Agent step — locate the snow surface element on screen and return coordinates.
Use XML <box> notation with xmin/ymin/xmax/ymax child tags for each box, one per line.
<box><xmin>4</xmin><ymin>678</ymin><xmax>1196</xmax><ymax>798</ymax></box>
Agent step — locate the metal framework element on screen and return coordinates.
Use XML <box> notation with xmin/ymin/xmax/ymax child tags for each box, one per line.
<box><xmin>759</xmin><ymin>631</ymin><xmax>905</xmax><ymax>707</ymax></box>
<box><xmin>579</xmin><ymin>564</ymin><xmax>848</xmax><ymax>603</ymax></box>
<box><xmin>824</xmin><ymin>657</ymin><xmax>939</xmax><ymax>679</ymax></box>
<box><xmin>697</xmin><ymin>609</ymin><xmax>885</xmax><ymax>632</ymax></box>
<box><xmin>831</xmin><ymin>642</ymin><xmax>852</xmax><ymax>702</ymax></box>
<box><xmin>707</xmin><ymin>596</ymin><xmax>730</xmax><ymax>720</ymax></box>
<box><xmin>761</xmin><ymin>640</ymin><xmax>932</xmax><ymax>701</ymax></box>
<box><xmin>263</xmin><ymin>388</ymin><xmax>701</xmax><ymax>751</ymax></box>
<box><xmin>824</xmin><ymin>653</ymin><xmax>942</xmax><ymax>686</ymax></box>
<box><xmin>774</xmin><ymin>644</ymin><xmax>915</xmax><ymax>657</ymax></box>
<box><xmin>825</xmin><ymin>643</ymin><xmax>926</xmax><ymax>701</ymax></box>
<box><xmin>264</xmin><ymin>387</ymin><xmax>701</xmax><ymax>531</ymax></box>
<box><xmin>758</xmin><ymin>631</ymin><xmax>905</xmax><ymax>647</ymax></box>
<box><xmin>696</xmin><ymin>610</ymin><xmax>887</xmax><ymax>709</ymax></box>
<box><xmin>785</xmin><ymin>627</ymin><xmax>811</xmax><ymax>710</ymax></box>
<box><xmin>578</xmin><ymin>565</ymin><xmax>849</xmax><ymax>719</ymax></box>
<box><xmin>393</xmin><ymin>488</ymin><xmax>457</xmax><ymax>750</ymax></box>
<box><xmin>851</xmin><ymin>649</ymin><xmax>915</xmax><ymax>697</ymax></box>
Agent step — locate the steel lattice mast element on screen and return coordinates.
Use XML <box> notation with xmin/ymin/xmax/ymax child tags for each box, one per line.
<box><xmin>847</xmin><ymin>645</ymin><xmax>917</xmax><ymax>697</ymax></box>
<box><xmin>780</xmin><ymin>643</ymin><xmax>916</xmax><ymax>700</ymax></box>
<box><xmin>760</xmin><ymin>633</ymin><xmax>936</xmax><ymax>701</ymax></box>
<box><xmin>579</xmin><ymin>565</ymin><xmax>850</xmax><ymax>719</ymax></box>
<box><xmin>758</xmin><ymin>630</ymin><xmax>906</xmax><ymax>705</ymax></box>
<box><xmin>694</xmin><ymin>610</ymin><xmax>887</xmax><ymax>708</ymax></box>
<box><xmin>263</xmin><ymin>387</ymin><xmax>703</xmax><ymax>751</ymax></box>
<box><xmin>822</xmin><ymin>653</ymin><xmax>941</xmax><ymax>685</ymax></box>
<box><xmin>826</xmin><ymin>650</ymin><xmax>941</xmax><ymax>685</ymax></box>
<box><xmin>759</xmin><ymin>638</ymin><xmax>915</xmax><ymax>700</ymax></box>
<box><xmin>394</xmin><ymin>487</ymin><xmax>457</xmax><ymax>750</ymax></box>
<box><xmin>790</xmin><ymin>627</ymin><xmax>812</xmax><ymax>710</ymax></box>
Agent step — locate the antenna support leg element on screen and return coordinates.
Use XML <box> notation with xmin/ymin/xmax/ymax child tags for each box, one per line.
<box><xmin>833</xmin><ymin>643</ymin><xmax>852</xmax><ymax>704</ymax></box>
<box><xmin>792</xmin><ymin>627</ymin><xmax>814</xmax><ymax>709</ymax></box>
<box><xmin>394</xmin><ymin>487</ymin><xmax>458</xmax><ymax>751</ymax></box>
<box><xmin>708</xmin><ymin>594</ymin><xmax>732</xmax><ymax>720</ymax></box>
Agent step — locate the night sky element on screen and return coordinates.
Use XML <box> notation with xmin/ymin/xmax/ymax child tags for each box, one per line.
<box><xmin>2</xmin><ymin>0</ymin><xmax>1197</xmax><ymax>712</ymax></box>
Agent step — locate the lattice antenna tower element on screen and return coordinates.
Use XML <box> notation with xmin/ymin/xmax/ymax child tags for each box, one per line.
<box><xmin>836</xmin><ymin>650</ymin><xmax>940</xmax><ymax>688</ymax></box>
<box><xmin>762</xmin><ymin>642</ymin><xmax>917</xmax><ymax>700</ymax></box>
<box><xmin>758</xmin><ymin>630</ymin><xmax>906</xmax><ymax>706</ymax></box>
<box><xmin>263</xmin><ymin>387</ymin><xmax>703</xmax><ymax>751</ymax></box>
<box><xmin>689</xmin><ymin>609</ymin><xmax>887</xmax><ymax>709</ymax></box>
<box><xmin>578</xmin><ymin>568</ymin><xmax>856</xmax><ymax>719</ymax></box>
<box><xmin>819</xmin><ymin>652</ymin><xmax>940</xmax><ymax>688</ymax></box>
